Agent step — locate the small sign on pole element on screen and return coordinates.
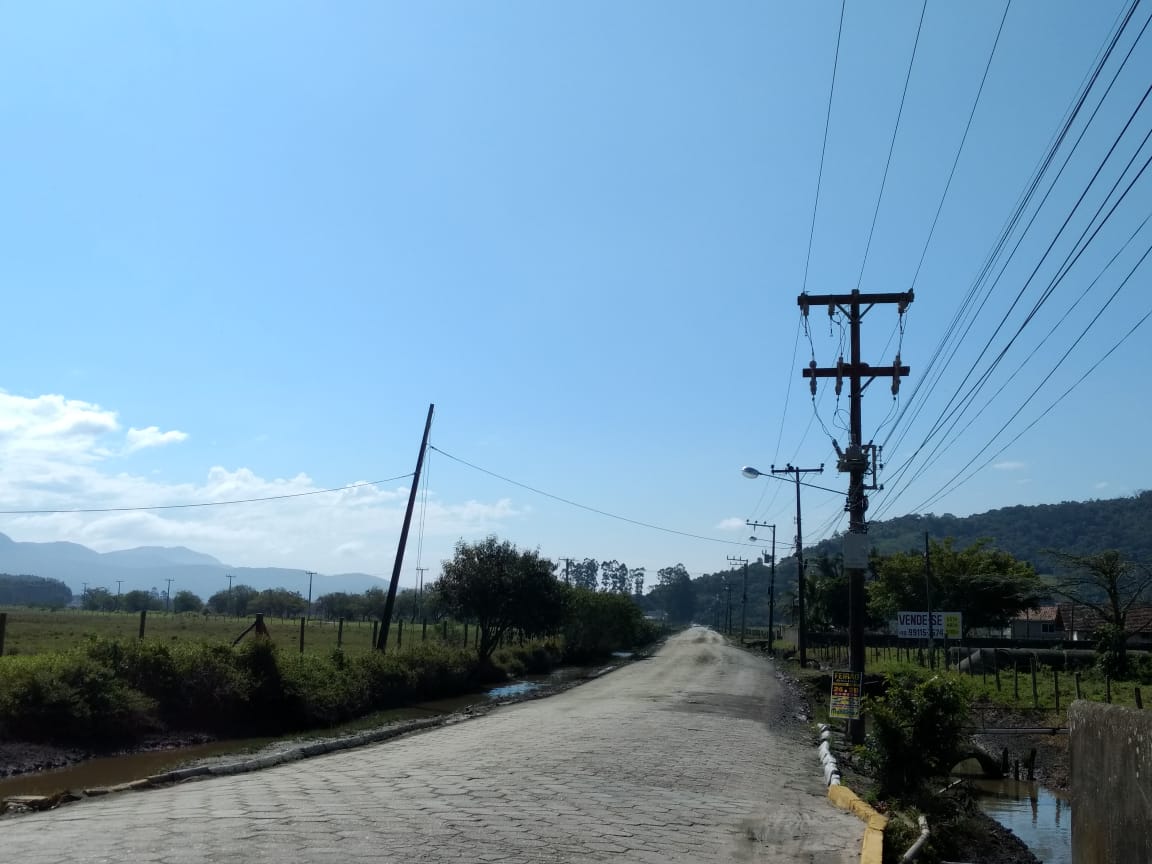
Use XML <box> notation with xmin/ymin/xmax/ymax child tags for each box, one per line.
<box><xmin>830</xmin><ymin>670</ymin><xmax>863</xmax><ymax>720</ymax></box>
<box><xmin>896</xmin><ymin>611</ymin><xmax>961</xmax><ymax>639</ymax></box>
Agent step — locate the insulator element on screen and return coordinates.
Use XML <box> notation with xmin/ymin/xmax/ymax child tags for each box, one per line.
<box><xmin>809</xmin><ymin>359</ymin><xmax>818</xmax><ymax>396</ymax></box>
<box><xmin>892</xmin><ymin>352</ymin><xmax>901</xmax><ymax>395</ymax></box>
<box><xmin>800</xmin><ymin>296</ymin><xmax>810</xmax><ymax>317</ymax></box>
<box><xmin>835</xmin><ymin>356</ymin><xmax>844</xmax><ymax>397</ymax></box>
<box><xmin>827</xmin><ymin>303</ymin><xmax>836</xmax><ymax>318</ymax></box>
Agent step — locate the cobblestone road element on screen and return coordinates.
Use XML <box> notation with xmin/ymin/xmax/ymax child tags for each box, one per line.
<box><xmin>4</xmin><ymin>628</ymin><xmax>862</xmax><ymax>863</ymax></box>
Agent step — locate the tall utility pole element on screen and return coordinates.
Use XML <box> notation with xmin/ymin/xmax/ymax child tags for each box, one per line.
<box><xmin>413</xmin><ymin>567</ymin><xmax>428</xmax><ymax>622</ymax></box>
<box><xmin>748</xmin><ymin>521</ymin><xmax>776</xmax><ymax>653</ymax></box>
<box><xmin>164</xmin><ymin>578</ymin><xmax>173</xmax><ymax>613</ymax></box>
<box><xmin>924</xmin><ymin>532</ymin><xmax>934</xmax><ymax>670</ymax></box>
<box><xmin>771</xmin><ymin>463</ymin><xmax>824</xmax><ymax>668</ymax></box>
<box><xmin>226</xmin><ymin>574</ymin><xmax>235</xmax><ymax>617</ymax></box>
<box><xmin>305</xmin><ymin>571</ymin><xmax>317</xmax><ymax>622</ymax></box>
<box><xmin>725</xmin><ymin>583</ymin><xmax>733</xmax><ymax>634</ymax></box>
<box><xmin>799</xmin><ymin>289</ymin><xmax>912</xmax><ymax>744</ymax></box>
<box><xmin>378</xmin><ymin>403</ymin><xmax>435</xmax><ymax>652</ymax></box>
<box><xmin>727</xmin><ymin>556</ymin><xmax>749</xmax><ymax>643</ymax></box>
<box><xmin>559</xmin><ymin>557</ymin><xmax>573</xmax><ymax>585</ymax></box>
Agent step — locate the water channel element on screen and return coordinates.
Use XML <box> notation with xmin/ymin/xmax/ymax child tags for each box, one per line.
<box><xmin>0</xmin><ymin>663</ymin><xmax>610</xmax><ymax>801</ymax></box>
<box><xmin>969</xmin><ymin>777</ymin><xmax>1072</xmax><ymax>864</ymax></box>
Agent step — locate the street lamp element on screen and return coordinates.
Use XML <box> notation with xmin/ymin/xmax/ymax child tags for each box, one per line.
<box><xmin>743</xmin><ymin>464</ymin><xmax>813</xmax><ymax>666</ymax></box>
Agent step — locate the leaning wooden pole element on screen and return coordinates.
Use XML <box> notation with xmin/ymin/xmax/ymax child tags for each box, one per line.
<box><xmin>377</xmin><ymin>403</ymin><xmax>434</xmax><ymax>652</ymax></box>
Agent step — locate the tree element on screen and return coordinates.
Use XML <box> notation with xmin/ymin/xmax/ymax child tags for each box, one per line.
<box><xmin>568</xmin><ymin>558</ymin><xmax>599</xmax><ymax>591</ymax></box>
<box><xmin>122</xmin><ymin>589</ymin><xmax>163</xmax><ymax>612</ymax></box>
<box><xmin>1046</xmin><ymin>549</ymin><xmax>1152</xmax><ymax>676</ymax></box>
<box><xmin>207</xmin><ymin>584</ymin><xmax>258</xmax><ymax>617</ymax></box>
<box><xmin>654</xmin><ymin>564</ymin><xmax>695</xmax><ymax>625</ymax></box>
<box><xmin>807</xmin><ymin>554</ymin><xmax>849</xmax><ymax>632</ymax></box>
<box><xmin>630</xmin><ymin>567</ymin><xmax>646</xmax><ymax>597</ymax></box>
<box><xmin>0</xmin><ymin>573</ymin><xmax>72</xmax><ymax>608</ymax></box>
<box><xmin>438</xmin><ymin>536</ymin><xmax>565</xmax><ymax>662</ymax></box>
<box><xmin>869</xmin><ymin>538</ymin><xmax>1042</xmax><ymax>635</ymax></box>
<box><xmin>172</xmin><ymin>590</ymin><xmax>204</xmax><ymax>614</ymax></box>
<box><xmin>82</xmin><ymin>586</ymin><xmax>117</xmax><ymax>612</ymax></box>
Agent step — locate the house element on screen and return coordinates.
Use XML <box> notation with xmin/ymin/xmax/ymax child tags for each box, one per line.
<box><xmin>1010</xmin><ymin>605</ymin><xmax>1064</xmax><ymax>640</ymax></box>
<box><xmin>1058</xmin><ymin>603</ymin><xmax>1152</xmax><ymax>647</ymax></box>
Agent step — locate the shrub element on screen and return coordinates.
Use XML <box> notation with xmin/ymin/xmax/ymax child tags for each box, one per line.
<box><xmin>859</xmin><ymin>672</ymin><xmax>969</xmax><ymax>801</ymax></box>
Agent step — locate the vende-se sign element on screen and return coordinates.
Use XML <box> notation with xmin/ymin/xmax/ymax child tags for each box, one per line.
<box><xmin>895</xmin><ymin>611</ymin><xmax>962</xmax><ymax>639</ymax></box>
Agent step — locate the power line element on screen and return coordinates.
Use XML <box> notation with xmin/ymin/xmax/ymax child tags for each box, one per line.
<box><xmin>801</xmin><ymin>0</ymin><xmax>847</xmax><ymax>295</ymax></box>
<box><xmin>0</xmin><ymin>475</ymin><xmax>413</xmax><ymax>515</ymax></box>
<box><xmin>855</xmin><ymin>0</ymin><xmax>928</xmax><ymax>290</ymax></box>
<box><xmin>429</xmin><ymin>445</ymin><xmax>761</xmax><ymax>548</ymax></box>
<box><xmin>881</xmin><ymin>0</ymin><xmax>1145</xmax><ymax>462</ymax></box>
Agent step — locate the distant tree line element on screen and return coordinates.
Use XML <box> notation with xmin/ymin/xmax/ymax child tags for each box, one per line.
<box><xmin>0</xmin><ymin>573</ymin><xmax>73</xmax><ymax>608</ymax></box>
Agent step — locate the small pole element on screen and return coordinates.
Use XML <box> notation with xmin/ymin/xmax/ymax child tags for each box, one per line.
<box><xmin>442</xmin><ymin>619</ymin><xmax>449</xmax><ymax>641</ymax></box>
<box><xmin>994</xmin><ymin>651</ymin><xmax>1002</xmax><ymax>691</ymax></box>
<box><xmin>397</xmin><ymin>620</ymin><xmax>404</xmax><ymax>651</ymax></box>
<box><xmin>1106</xmin><ymin>675</ymin><xmax>1112</xmax><ymax>704</ymax></box>
<box><xmin>299</xmin><ymin>616</ymin><xmax>306</xmax><ymax>653</ymax></box>
<box><xmin>464</xmin><ymin>622</ymin><xmax>469</xmax><ymax>647</ymax></box>
<box><xmin>1026</xmin><ymin>748</ymin><xmax>1037</xmax><ymax>782</ymax></box>
<box><xmin>1053</xmin><ymin>668</ymin><xmax>1060</xmax><ymax>712</ymax></box>
<box><xmin>138</xmin><ymin>609</ymin><xmax>147</xmax><ymax>640</ymax></box>
<box><xmin>422</xmin><ymin>618</ymin><xmax>428</xmax><ymax>641</ymax></box>
<box><xmin>0</xmin><ymin>611</ymin><xmax>6</xmax><ymax>656</ymax></box>
<box><xmin>372</xmin><ymin>620</ymin><xmax>379</xmax><ymax>647</ymax></box>
<box><xmin>1014</xmin><ymin>662</ymin><xmax>1019</xmax><ymax>701</ymax></box>
<box><xmin>1135</xmin><ymin>687</ymin><xmax>1144</xmax><ymax>709</ymax></box>
<box><xmin>981</xmin><ymin>650</ymin><xmax>987</xmax><ymax>685</ymax></box>
<box><xmin>1031</xmin><ymin>656</ymin><xmax>1039</xmax><ymax>709</ymax></box>
<box><xmin>337</xmin><ymin>617</ymin><xmax>344</xmax><ymax>648</ymax></box>
<box><xmin>1074</xmin><ymin>671</ymin><xmax>1082</xmax><ymax>700</ymax></box>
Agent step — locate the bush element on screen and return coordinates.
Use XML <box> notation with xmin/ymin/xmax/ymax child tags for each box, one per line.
<box><xmin>561</xmin><ymin>588</ymin><xmax>655</xmax><ymax>662</ymax></box>
<box><xmin>859</xmin><ymin>672</ymin><xmax>969</xmax><ymax>801</ymax></box>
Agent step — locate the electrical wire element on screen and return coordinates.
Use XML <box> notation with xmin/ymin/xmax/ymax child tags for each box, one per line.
<box><xmin>429</xmin><ymin>445</ymin><xmax>765</xmax><ymax>548</ymax></box>
<box><xmin>801</xmin><ymin>0</ymin><xmax>847</xmax><ymax>295</ymax></box>
<box><xmin>855</xmin><ymin>0</ymin><xmax>929</xmax><ymax>290</ymax></box>
<box><xmin>0</xmin><ymin>475</ymin><xmax>415</xmax><ymax>515</ymax></box>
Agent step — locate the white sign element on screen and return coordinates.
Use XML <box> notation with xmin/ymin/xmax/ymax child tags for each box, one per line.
<box><xmin>895</xmin><ymin>611</ymin><xmax>962</xmax><ymax>639</ymax></box>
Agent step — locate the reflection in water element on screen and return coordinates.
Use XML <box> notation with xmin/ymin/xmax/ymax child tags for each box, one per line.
<box><xmin>969</xmin><ymin>777</ymin><xmax>1071</xmax><ymax>864</ymax></box>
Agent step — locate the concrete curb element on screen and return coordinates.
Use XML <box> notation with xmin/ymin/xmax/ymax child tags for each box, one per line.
<box><xmin>816</xmin><ymin>723</ymin><xmax>886</xmax><ymax>864</ymax></box>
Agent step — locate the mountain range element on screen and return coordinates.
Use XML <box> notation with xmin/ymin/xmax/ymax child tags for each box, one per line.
<box><xmin>0</xmin><ymin>533</ymin><xmax>386</xmax><ymax>602</ymax></box>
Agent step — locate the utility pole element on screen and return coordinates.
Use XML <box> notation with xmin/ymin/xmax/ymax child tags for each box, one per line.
<box><xmin>799</xmin><ymin>289</ymin><xmax>912</xmax><ymax>745</ymax></box>
<box><xmin>748</xmin><ymin>521</ymin><xmax>776</xmax><ymax>653</ymax></box>
<box><xmin>725</xmin><ymin>583</ymin><xmax>733</xmax><ymax>634</ymax></box>
<box><xmin>727</xmin><ymin>556</ymin><xmax>749</xmax><ymax>644</ymax></box>
<box><xmin>770</xmin><ymin>463</ymin><xmax>824</xmax><ymax>668</ymax></box>
<box><xmin>413</xmin><ymin>567</ymin><xmax>428</xmax><ymax>622</ymax></box>
<box><xmin>378</xmin><ymin>403</ymin><xmax>435</xmax><ymax>652</ymax></box>
<box><xmin>924</xmin><ymin>532</ymin><xmax>934</xmax><ymax>670</ymax></box>
<box><xmin>560</xmin><ymin>557</ymin><xmax>573</xmax><ymax>585</ymax></box>
<box><xmin>164</xmin><ymin>578</ymin><xmax>173</xmax><ymax>613</ymax></box>
<box><xmin>226</xmin><ymin>573</ymin><xmax>235</xmax><ymax>617</ymax></box>
<box><xmin>305</xmin><ymin>571</ymin><xmax>317</xmax><ymax>622</ymax></box>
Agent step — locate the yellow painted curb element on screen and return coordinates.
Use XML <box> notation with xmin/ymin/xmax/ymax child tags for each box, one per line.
<box><xmin>828</xmin><ymin>783</ymin><xmax>886</xmax><ymax>864</ymax></box>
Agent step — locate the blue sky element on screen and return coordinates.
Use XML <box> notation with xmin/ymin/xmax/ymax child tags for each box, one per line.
<box><xmin>1</xmin><ymin>1</ymin><xmax>1149</xmax><ymax>591</ymax></box>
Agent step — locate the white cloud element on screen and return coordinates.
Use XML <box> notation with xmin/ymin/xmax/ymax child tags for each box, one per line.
<box><xmin>0</xmin><ymin>390</ymin><xmax>525</xmax><ymax>578</ymax></box>
<box><xmin>993</xmin><ymin>461</ymin><xmax>1026</xmax><ymax>471</ymax></box>
<box><xmin>1095</xmin><ymin>481</ymin><xmax>1110</xmax><ymax>490</ymax></box>
<box><xmin>125</xmin><ymin>426</ymin><xmax>188</xmax><ymax>452</ymax></box>
<box><xmin>715</xmin><ymin>517</ymin><xmax>745</xmax><ymax>532</ymax></box>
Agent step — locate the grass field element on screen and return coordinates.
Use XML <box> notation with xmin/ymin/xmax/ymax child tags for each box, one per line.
<box><xmin>0</xmin><ymin>608</ymin><xmax>477</xmax><ymax>658</ymax></box>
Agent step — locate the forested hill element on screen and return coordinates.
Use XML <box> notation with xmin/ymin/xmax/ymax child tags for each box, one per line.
<box><xmin>0</xmin><ymin>573</ymin><xmax>73</xmax><ymax>608</ymax></box>
<box><xmin>810</xmin><ymin>490</ymin><xmax>1152</xmax><ymax>572</ymax></box>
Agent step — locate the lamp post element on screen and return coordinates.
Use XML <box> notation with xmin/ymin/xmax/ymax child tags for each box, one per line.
<box><xmin>742</xmin><ymin>464</ymin><xmax>822</xmax><ymax>667</ymax></box>
<box><xmin>749</xmin><ymin>522</ymin><xmax>777</xmax><ymax>654</ymax></box>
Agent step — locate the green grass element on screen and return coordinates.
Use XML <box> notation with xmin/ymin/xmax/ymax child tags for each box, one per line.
<box><xmin>0</xmin><ymin>608</ymin><xmax>480</xmax><ymax>658</ymax></box>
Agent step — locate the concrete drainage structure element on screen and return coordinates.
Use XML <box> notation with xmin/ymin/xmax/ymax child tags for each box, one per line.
<box><xmin>817</xmin><ymin>723</ymin><xmax>886</xmax><ymax>864</ymax></box>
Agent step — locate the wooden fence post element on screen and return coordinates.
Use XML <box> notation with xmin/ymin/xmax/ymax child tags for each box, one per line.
<box><xmin>1135</xmin><ymin>687</ymin><xmax>1144</xmax><ymax>709</ymax></box>
<box><xmin>994</xmin><ymin>651</ymin><xmax>1001</xmax><ymax>691</ymax></box>
<box><xmin>1053</xmin><ymin>668</ymin><xmax>1060</xmax><ymax>712</ymax></box>
<box><xmin>422</xmin><ymin>618</ymin><xmax>428</xmax><ymax>641</ymax></box>
<box><xmin>981</xmin><ymin>650</ymin><xmax>987</xmax><ymax>685</ymax></box>
<box><xmin>464</xmin><ymin>622</ymin><xmax>469</xmax><ymax>647</ymax></box>
<box><xmin>1106</xmin><ymin>675</ymin><xmax>1112</xmax><ymax>704</ymax></box>
<box><xmin>337</xmin><ymin>617</ymin><xmax>344</xmax><ymax>648</ymax></box>
<box><xmin>139</xmin><ymin>609</ymin><xmax>147</xmax><ymax>640</ymax></box>
<box><xmin>1031</xmin><ymin>657</ymin><xmax>1039</xmax><ymax>709</ymax></box>
<box><xmin>1013</xmin><ymin>661</ymin><xmax>1019</xmax><ymax>701</ymax></box>
<box><xmin>0</xmin><ymin>611</ymin><xmax>6</xmax><ymax>656</ymax></box>
<box><xmin>442</xmin><ymin>619</ymin><xmax>449</xmax><ymax>641</ymax></box>
<box><xmin>397</xmin><ymin>620</ymin><xmax>404</xmax><ymax>651</ymax></box>
<box><xmin>299</xmin><ymin>616</ymin><xmax>306</xmax><ymax>653</ymax></box>
<box><xmin>372</xmin><ymin>620</ymin><xmax>379</xmax><ymax>648</ymax></box>
<box><xmin>1074</xmin><ymin>671</ymin><xmax>1082</xmax><ymax>700</ymax></box>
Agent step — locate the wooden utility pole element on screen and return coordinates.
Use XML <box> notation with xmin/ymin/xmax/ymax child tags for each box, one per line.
<box><xmin>771</xmin><ymin>464</ymin><xmax>824</xmax><ymax>668</ymax></box>
<box><xmin>799</xmin><ymin>289</ymin><xmax>912</xmax><ymax>744</ymax></box>
<box><xmin>305</xmin><ymin>571</ymin><xmax>317</xmax><ymax>621</ymax></box>
<box><xmin>728</xmin><ymin>556</ymin><xmax>749</xmax><ymax>644</ymax></box>
<box><xmin>748</xmin><ymin>521</ymin><xmax>777</xmax><ymax>653</ymax></box>
<box><xmin>164</xmin><ymin>578</ymin><xmax>174</xmax><ymax>613</ymax></box>
<box><xmin>924</xmin><ymin>532</ymin><xmax>934</xmax><ymax>670</ymax></box>
<box><xmin>377</xmin><ymin>403</ymin><xmax>435</xmax><ymax>652</ymax></box>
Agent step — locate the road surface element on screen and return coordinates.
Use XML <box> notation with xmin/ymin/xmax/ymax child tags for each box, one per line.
<box><xmin>3</xmin><ymin>627</ymin><xmax>862</xmax><ymax>863</ymax></box>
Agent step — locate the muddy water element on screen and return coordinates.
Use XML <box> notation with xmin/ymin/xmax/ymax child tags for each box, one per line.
<box><xmin>0</xmin><ymin>666</ymin><xmax>595</xmax><ymax>800</ymax></box>
<box><xmin>969</xmin><ymin>777</ymin><xmax>1071</xmax><ymax>864</ymax></box>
